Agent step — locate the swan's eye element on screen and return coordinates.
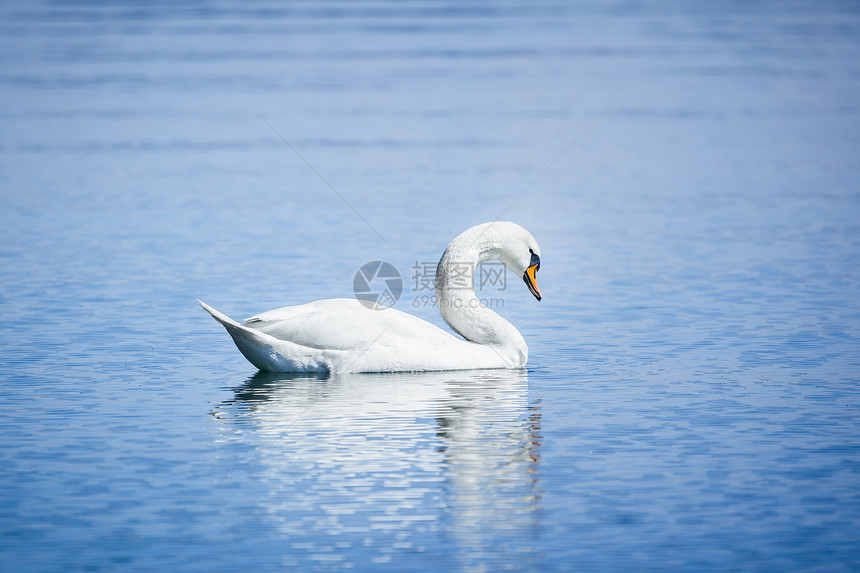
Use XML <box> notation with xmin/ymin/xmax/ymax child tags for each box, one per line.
<box><xmin>528</xmin><ymin>250</ymin><xmax>540</xmax><ymax>271</ymax></box>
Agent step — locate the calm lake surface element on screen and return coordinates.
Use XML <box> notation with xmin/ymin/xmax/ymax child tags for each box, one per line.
<box><xmin>1</xmin><ymin>1</ymin><xmax>859</xmax><ymax>571</ymax></box>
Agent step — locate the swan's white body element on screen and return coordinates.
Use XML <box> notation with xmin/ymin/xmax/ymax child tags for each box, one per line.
<box><xmin>200</xmin><ymin>222</ymin><xmax>542</xmax><ymax>373</ymax></box>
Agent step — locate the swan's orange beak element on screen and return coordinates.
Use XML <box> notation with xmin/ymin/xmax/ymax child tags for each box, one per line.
<box><xmin>523</xmin><ymin>264</ymin><xmax>541</xmax><ymax>301</ymax></box>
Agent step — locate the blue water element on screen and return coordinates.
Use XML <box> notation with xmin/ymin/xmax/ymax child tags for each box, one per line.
<box><xmin>2</xmin><ymin>1</ymin><xmax>859</xmax><ymax>571</ymax></box>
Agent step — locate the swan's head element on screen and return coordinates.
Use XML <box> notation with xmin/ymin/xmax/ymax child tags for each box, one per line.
<box><xmin>477</xmin><ymin>222</ymin><xmax>542</xmax><ymax>302</ymax></box>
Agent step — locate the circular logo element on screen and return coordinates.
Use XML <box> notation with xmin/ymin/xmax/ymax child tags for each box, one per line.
<box><xmin>353</xmin><ymin>261</ymin><xmax>403</xmax><ymax>310</ymax></box>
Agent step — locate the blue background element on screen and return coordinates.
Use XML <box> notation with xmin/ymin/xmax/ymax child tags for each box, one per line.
<box><xmin>1</xmin><ymin>1</ymin><xmax>859</xmax><ymax>571</ymax></box>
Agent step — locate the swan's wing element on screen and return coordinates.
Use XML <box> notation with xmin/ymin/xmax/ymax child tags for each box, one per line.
<box><xmin>201</xmin><ymin>299</ymin><xmax>513</xmax><ymax>372</ymax></box>
<box><xmin>244</xmin><ymin>298</ymin><xmax>460</xmax><ymax>352</ymax></box>
<box><xmin>199</xmin><ymin>300</ymin><xmax>334</xmax><ymax>371</ymax></box>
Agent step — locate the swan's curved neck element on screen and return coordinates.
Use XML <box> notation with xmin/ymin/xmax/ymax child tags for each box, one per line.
<box><xmin>434</xmin><ymin>228</ymin><xmax>527</xmax><ymax>365</ymax></box>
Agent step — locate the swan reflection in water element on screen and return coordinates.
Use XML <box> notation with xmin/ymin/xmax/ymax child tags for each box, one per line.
<box><xmin>214</xmin><ymin>369</ymin><xmax>542</xmax><ymax>569</ymax></box>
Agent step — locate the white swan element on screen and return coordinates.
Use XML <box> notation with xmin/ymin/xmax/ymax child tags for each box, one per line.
<box><xmin>199</xmin><ymin>221</ymin><xmax>542</xmax><ymax>373</ymax></box>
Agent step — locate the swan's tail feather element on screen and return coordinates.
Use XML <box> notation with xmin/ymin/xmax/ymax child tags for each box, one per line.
<box><xmin>198</xmin><ymin>300</ymin><xmax>270</xmax><ymax>367</ymax></box>
<box><xmin>198</xmin><ymin>299</ymin><xmax>243</xmax><ymax>329</ymax></box>
<box><xmin>198</xmin><ymin>300</ymin><xmax>329</xmax><ymax>373</ymax></box>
